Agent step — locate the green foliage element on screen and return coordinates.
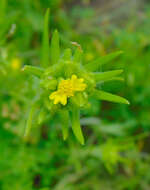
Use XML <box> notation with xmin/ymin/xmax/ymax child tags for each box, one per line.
<box><xmin>23</xmin><ymin>10</ymin><xmax>128</xmax><ymax>144</ymax></box>
<box><xmin>85</xmin><ymin>51</ymin><xmax>123</xmax><ymax>71</ymax></box>
<box><xmin>0</xmin><ymin>1</ymin><xmax>150</xmax><ymax>190</ymax></box>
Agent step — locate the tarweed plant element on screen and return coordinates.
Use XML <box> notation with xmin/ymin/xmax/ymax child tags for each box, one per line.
<box><xmin>23</xmin><ymin>9</ymin><xmax>129</xmax><ymax>144</ymax></box>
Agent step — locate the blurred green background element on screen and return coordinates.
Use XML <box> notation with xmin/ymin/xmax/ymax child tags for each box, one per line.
<box><xmin>0</xmin><ymin>0</ymin><xmax>150</xmax><ymax>189</ymax></box>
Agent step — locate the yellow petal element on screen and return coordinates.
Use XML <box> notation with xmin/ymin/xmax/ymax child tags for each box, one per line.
<box><xmin>54</xmin><ymin>97</ymin><xmax>59</xmax><ymax>104</ymax></box>
<box><xmin>60</xmin><ymin>94</ymin><xmax>67</xmax><ymax>105</ymax></box>
<box><xmin>70</xmin><ymin>75</ymin><xmax>86</xmax><ymax>92</ymax></box>
<box><xmin>49</xmin><ymin>91</ymin><xmax>58</xmax><ymax>100</ymax></box>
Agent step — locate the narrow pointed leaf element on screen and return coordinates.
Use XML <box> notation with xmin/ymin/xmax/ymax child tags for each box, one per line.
<box><xmin>70</xmin><ymin>106</ymin><xmax>84</xmax><ymax>145</ymax></box>
<box><xmin>24</xmin><ymin>104</ymin><xmax>36</xmax><ymax>139</ymax></box>
<box><xmin>93</xmin><ymin>89</ymin><xmax>129</xmax><ymax>105</ymax></box>
<box><xmin>85</xmin><ymin>51</ymin><xmax>123</xmax><ymax>71</ymax></box>
<box><xmin>50</xmin><ymin>30</ymin><xmax>60</xmax><ymax>64</ymax></box>
<box><xmin>102</xmin><ymin>77</ymin><xmax>124</xmax><ymax>83</ymax></box>
<box><xmin>23</xmin><ymin>65</ymin><xmax>44</xmax><ymax>77</ymax></box>
<box><xmin>38</xmin><ymin>108</ymin><xmax>47</xmax><ymax>125</ymax></box>
<box><xmin>41</xmin><ymin>8</ymin><xmax>50</xmax><ymax>67</ymax></box>
<box><xmin>93</xmin><ymin>70</ymin><xmax>123</xmax><ymax>82</ymax></box>
<box><xmin>59</xmin><ymin>109</ymin><xmax>69</xmax><ymax>140</ymax></box>
<box><xmin>62</xmin><ymin>48</ymin><xmax>72</xmax><ymax>61</ymax></box>
<box><xmin>73</xmin><ymin>48</ymin><xmax>82</xmax><ymax>63</ymax></box>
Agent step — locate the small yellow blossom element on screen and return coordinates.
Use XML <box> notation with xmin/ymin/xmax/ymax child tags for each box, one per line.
<box><xmin>49</xmin><ymin>75</ymin><xmax>86</xmax><ymax>105</ymax></box>
<box><xmin>11</xmin><ymin>58</ymin><xmax>21</xmax><ymax>70</ymax></box>
<box><xmin>70</xmin><ymin>75</ymin><xmax>86</xmax><ymax>91</ymax></box>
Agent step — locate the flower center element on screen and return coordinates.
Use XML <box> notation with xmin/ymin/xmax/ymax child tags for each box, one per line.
<box><xmin>58</xmin><ymin>80</ymin><xmax>74</xmax><ymax>97</ymax></box>
<box><xmin>49</xmin><ymin>75</ymin><xmax>87</xmax><ymax>105</ymax></box>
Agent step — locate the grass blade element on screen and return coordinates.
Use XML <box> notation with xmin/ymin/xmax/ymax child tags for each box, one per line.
<box><xmin>41</xmin><ymin>8</ymin><xmax>50</xmax><ymax>67</ymax></box>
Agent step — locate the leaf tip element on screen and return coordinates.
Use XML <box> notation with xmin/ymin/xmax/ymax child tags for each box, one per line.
<box><xmin>63</xmin><ymin>134</ymin><xmax>68</xmax><ymax>141</ymax></box>
<box><xmin>46</xmin><ymin>8</ymin><xmax>50</xmax><ymax>16</ymax></box>
<box><xmin>54</xmin><ymin>29</ymin><xmax>58</xmax><ymax>34</ymax></box>
<box><xmin>123</xmin><ymin>98</ymin><xmax>130</xmax><ymax>105</ymax></box>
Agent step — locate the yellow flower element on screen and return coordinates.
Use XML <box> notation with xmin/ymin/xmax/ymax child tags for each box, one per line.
<box><xmin>11</xmin><ymin>58</ymin><xmax>21</xmax><ymax>70</ymax></box>
<box><xmin>70</xmin><ymin>75</ymin><xmax>87</xmax><ymax>91</ymax></box>
<box><xmin>49</xmin><ymin>75</ymin><xmax>86</xmax><ymax>105</ymax></box>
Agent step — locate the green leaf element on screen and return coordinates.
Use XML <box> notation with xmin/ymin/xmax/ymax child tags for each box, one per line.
<box><xmin>73</xmin><ymin>48</ymin><xmax>82</xmax><ymax>63</ymax></box>
<box><xmin>62</xmin><ymin>48</ymin><xmax>72</xmax><ymax>61</ymax></box>
<box><xmin>40</xmin><ymin>78</ymin><xmax>57</xmax><ymax>90</ymax></box>
<box><xmin>41</xmin><ymin>8</ymin><xmax>50</xmax><ymax>67</ymax></box>
<box><xmin>59</xmin><ymin>109</ymin><xmax>69</xmax><ymax>140</ymax></box>
<box><xmin>85</xmin><ymin>51</ymin><xmax>123</xmax><ymax>71</ymax></box>
<box><xmin>102</xmin><ymin>77</ymin><xmax>124</xmax><ymax>83</ymax></box>
<box><xmin>23</xmin><ymin>65</ymin><xmax>44</xmax><ymax>77</ymax></box>
<box><xmin>50</xmin><ymin>29</ymin><xmax>60</xmax><ymax>64</ymax></box>
<box><xmin>93</xmin><ymin>70</ymin><xmax>123</xmax><ymax>82</ymax></box>
<box><xmin>93</xmin><ymin>89</ymin><xmax>129</xmax><ymax>105</ymax></box>
<box><xmin>24</xmin><ymin>104</ymin><xmax>36</xmax><ymax>139</ymax></box>
<box><xmin>70</xmin><ymin>106</ymin><xmax>84</xmax><ymax>145</ymax></box>
<box><xmin>38</xmin><ymin>108</ymin><xmax>47</xmax><ymax>125</ymax></box>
